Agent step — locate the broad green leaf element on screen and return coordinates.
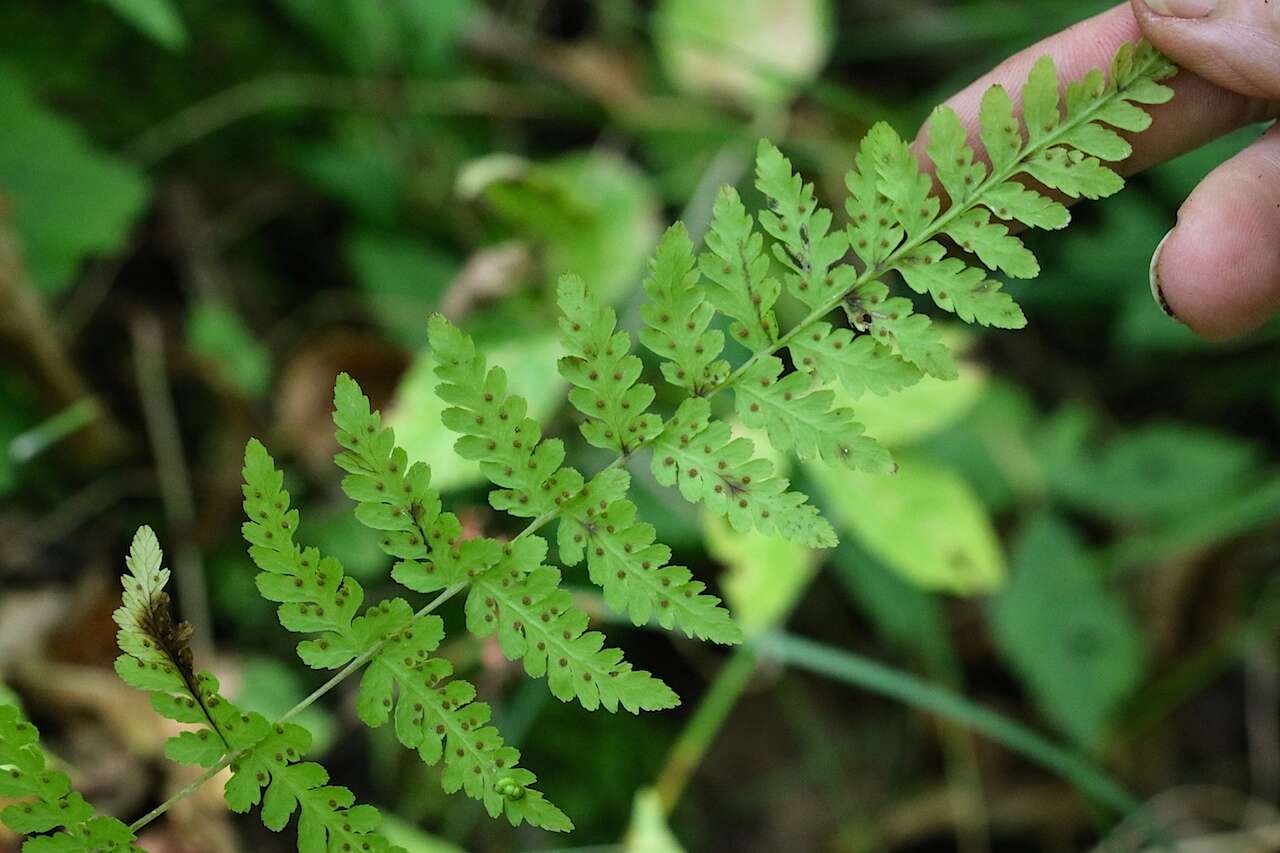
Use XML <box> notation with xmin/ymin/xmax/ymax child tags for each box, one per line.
<box><xmin>704</xmin><ymin>513</ymin><xmax>814</xmax><ymax>637</ymax></box>
<box><xmin>833</xmin><ymin>358</ymin><xmax>986</xmax><ymax>448</ymax></box>
<box><xmin>810</xmin><ymin>454</ymin><xmax>1004</xmax><ymax>594</ymax></box>
<box><xmin>1037</xmin><ymin>413</ymin><xmax>1261</xmax><ymax>522</ymax></box>
<box><xmin>187</xmin><ymin>299</ymin><xmax>272</xmax><ymax>398</ymax></box>
<box><xmin>481</xmin><ymin>152</ymin><xmax>661</xmax><ymax>303</ymax></box>
<box><xmin>991</xmin><ymin>515</ymin><xmax>1143</xmax><ymax>748</ymax></box>
<box><xmin>99</xmin><ymin>0</ymin><xmax>187</xmax><ymax>49</ymax></box>
<box><xmin>0</xmin><ymin>73</ymin><xmax>148</xmax><ymax>294</ymax></box>
<box><xmin>273</xmin><ymin>0</ymin><xmax>473</xmax><ymax>73</ymax></box>
<box><xmin>655</xmin><ymin>0</ymin><xmax>833</xmax><ymax>108</ymax></box>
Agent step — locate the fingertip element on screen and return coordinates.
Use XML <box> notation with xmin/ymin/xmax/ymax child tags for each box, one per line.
<box><xmin>1152</xmin><ymin>138</ymin><xmax>1280</xmax><ymax>339</ymax></box>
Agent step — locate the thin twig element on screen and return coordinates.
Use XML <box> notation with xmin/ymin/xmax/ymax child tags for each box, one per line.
<box><xmin>130</xmin><ymin>313</ymin><xmax>212</xmax><ymax>655</ymax></box>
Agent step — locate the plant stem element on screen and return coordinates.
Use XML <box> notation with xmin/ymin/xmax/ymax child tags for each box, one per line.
<box><xmin>653</xmin><ymin>647</ymin><xmax>758</xmax><ymax>813</ymax></box>
<box><xmin>131</xmin><ymin>313</ymin><xmax>213</xmax><ymax>656</ymax></box>
<box><xmin>755</xmin><ymin>631</ymin><xmax>1139</xmax><ymax>815</ymax></box>
<box><xmin>127</xmin><ymin>583</ymin><xmax>466</xmax><ymax>834</ymax></box>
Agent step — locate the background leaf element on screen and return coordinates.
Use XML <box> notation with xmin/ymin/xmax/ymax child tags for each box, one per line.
<box><xmin>811</xmin><ymin>453</ymin><xmax>1005</xmax><ymax>594</ymax></box>
<box><xmin>991</xmin><ymin>515</ymin><xmax>1143</xmax><ymax>748</ymax></box>
<box><xmin>0</xmin><ymin>73</ymin><xmax>148</xmax><ymax>294</ymax></box>
<box><xmin>98</xmin><ymin>0</ymin><xmax>187</xmax><ymax>49</ymax></box>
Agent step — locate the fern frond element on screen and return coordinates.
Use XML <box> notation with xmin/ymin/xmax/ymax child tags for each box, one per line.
<box><xmin>427</xmin><ymin>315</ymin><xmax>582</xmax><ymax>519</ymax></box>
<box><xmin>788</xmin><ymin>321</ymin><xmax>921</xmax><ymax>399</ymax></box>
<box><xmin>241</xmin><ymin>443</ymin><xmax>370</xmax><ymax>667</ymax></box>
<box><xmin>350</xmin><ymin>598</ymin><xmax>572</xmax><ymax>831</ymax></box>
<box><xmin>754</xmin><ymin>140</ymin><xmax>853</xmax><ymax>311</ymax></box>
<box><xmin>557</xmin><ymin>468</ymin><xmax>741</xmax><ymax>644</ymax></box>
<box><xmin>0</xmin><ymin>705</ymin><xmax>141</xmax><ymax>852</ymax></box>
<box><xmin>699</xmin><ymin>187</ymin><xmax>781</xmax><ymax>350</ymax></box>
<box><xmin>638</xmin><ymin>224</ymin><xmax>728</xmax><ymax>395</ymax></box>
<box><xmin>333</xmin><ymin>369</ymin><xmax>680</xmax><ymax>714</ymax></box>
<box><xmin>734</xmin><ymin>355</ymin><xmax>892</xmax><ymax>473</ymax></box>
<box><xmin>557</xmin><ymin>274</ymin><xmax>663</xmax><ymax>454</ymax></box>
<box><xmin>331</xmin><ymin>374</ymin><xmax>502</xmax><ymax>594</ymax></box>
<box><xmin>242</xmin><ymin>435</ymin><xmax>567</xmax><ymax>830</ymax></box>
<box><xmin>114</xmin><ymin>526</ymin><xmax>237</xmax><ymax>755</ymax></box>
<box><xmin>652</xmin><ymin>398</ymin><xmax>836</xmax><ymax>547</ymax></box>
<box><xmin>220</xmin><ymin>712</ymin><xmax>402</xmax><ymax>853</ymax></box>
<box><xmin>463</xmin><ymin>538</ymin><xmax>681</xmax><ymax>713</ymax></box>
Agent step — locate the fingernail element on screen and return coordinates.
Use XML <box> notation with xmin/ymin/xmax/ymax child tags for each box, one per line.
<box><xmin>1142</xmin><ymin>0</ymin><xmax>1217</xmax><ymax>18</ymax></box>
<box><xmin>1149</xmin><ymin>229</ymin><xmax>1181</xmax><ymax>321</ymax></box>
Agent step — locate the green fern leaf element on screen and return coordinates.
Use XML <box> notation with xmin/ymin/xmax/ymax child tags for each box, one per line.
<box><xmin>652</xmin><ymin>398</ymin><xmax>836</xmax><ymax>548</ymax></box>
<box><xmin>0</xmin><ymin>705</ymin><xmax>141</xmax><ymax>852</ymax></box>
<box><xmin>241</xmin><ymin>442</ymin><xmax>370</xmax><ymax>667</ymax></box>
<box><xmin>463</xmin><ymin>537</ymin><xmax>681</xmax><ymax>713</ymax></box>
<box><xmin>557</xmin><ymin>274</ymin><xmax>663</xmax><ymax>454</ymax></box>
<box><xmin>735</xmin><ymin>356</ymin><xmax>892</xmax><ymax>473</ymax></box>
<box><xmin>114</xmin><ymin>526</ymin><xmax>235</xmax><ymax>756</ymax></box>
<box><xmin>754</xmin><ymin>140</ymin><xmax>853</xmax><ymax>311</ymax></box>
<box><xmin>896</xmin><ymin>241</ymin><xmax>1026</xmax><ymax>328</ymax></box>
<box><xmin>331</xmin><ymin>373</ymin><xmax>503</xmax><ymax>594</ymax></box>
<box><xmin>700</xmin><ymin>186</ymin><xmax>780</xmax><ymax>350</ymax></box>
<box><xmin>348</xmin><ymin>598</ymin><xmax>572</xmax><ymax>831</ymax></box>
<box><xmin>114</xmin><ymin>528</ymin><xmax>401</xmax><ymax>852</ymax></box>
<box><xmin>639</xmin><ymin>223</ymin><xmax>729</xmax><ymax>395</ymax></box>
<box><xmin>556</xmin><ymin>468</ymin><xmax>742</xmax><ymax>644</ymax></box>
<box><xmin>788</xmin><ymin>321</ymin><xmax>921</xmax><ymax>399</ymax></box>
<box><xmin>223</xmin><ymin>719</ymin><xmax>401</xmax><ymax>853</ymax></box>
<box><xmin>333</xmin><ymin>369</ymin><xmax>680</xmax><ymax>715</ymax></box>
<box><xmin>841</xmin><ymin>282</ymin><xmax>957</xmax><ymax>380</ymax></box>
<box><xmin>427</xmin><ymin>315</ymin><xmax>583</xmax><ymax>519</ymax></box>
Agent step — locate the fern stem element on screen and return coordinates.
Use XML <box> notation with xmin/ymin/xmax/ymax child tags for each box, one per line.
<box><xmin>127</xmin><ymin>583</ymin><xmax>467</xmax><ymax>834</ymax></box>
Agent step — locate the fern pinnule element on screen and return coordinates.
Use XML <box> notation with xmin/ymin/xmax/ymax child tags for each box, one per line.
<box><xmin>0</xmin><ymin>705</ymin><xmax>141</xmax><ymax>852</ymax></box>
<box><xmin>638</xmin><ymin>223</ymin><xmax>728</xmax><ymax>396</ymax></box>
<box><xmin>557</xmin><ymin>275</ymin><xmax>664</xmax><ymax>454</ymax></box>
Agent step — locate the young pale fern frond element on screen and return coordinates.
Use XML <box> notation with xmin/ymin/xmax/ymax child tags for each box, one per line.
<box><xmin>117</xmin><ymin>527</ymin><xmax>403</xmax><ymax>852</ymax></box>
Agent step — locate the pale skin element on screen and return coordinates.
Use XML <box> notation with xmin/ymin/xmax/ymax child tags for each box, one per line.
<box><xmin>914</xmin><ymin>0</ymin><xmax>1280</xmax><ymax>340</ymax></box>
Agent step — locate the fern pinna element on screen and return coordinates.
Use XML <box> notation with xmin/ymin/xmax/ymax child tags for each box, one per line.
<box><xmin>0</xmin><ymin>42</ymin><xmax>1174</xmax><ymax>851</ymax></box>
